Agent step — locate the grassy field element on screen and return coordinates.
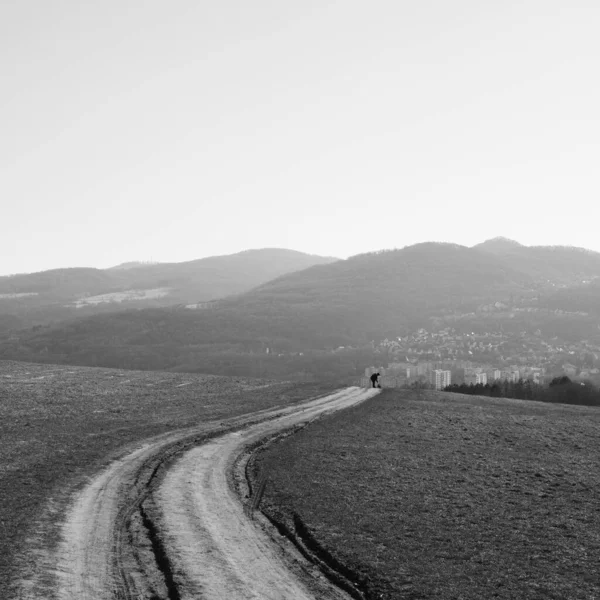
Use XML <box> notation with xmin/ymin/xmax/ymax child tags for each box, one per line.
<box><xmin>255</xmin><ymin>389</ymin><xmax>600</xmax><ymax>600</ymax></box>
<box><xmin>0</xmin><ymin>360</ymin><xmax>333</xmax><ymax>596</ymax></box>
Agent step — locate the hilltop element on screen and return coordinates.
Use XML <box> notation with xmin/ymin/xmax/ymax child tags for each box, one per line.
<box><xmin>473</xmin><ymin>238</ymin><xmax>600</xmax><ymax>283</ymax></box>
<box><xmin>108</xmin><ymin>261</ymin><xmax>161</xmax><ymax>270</ymax></box>
<box><xmin>473</xmin><ymin>236</ymin><xmax>524</xmax><ymax>253</ymax></box>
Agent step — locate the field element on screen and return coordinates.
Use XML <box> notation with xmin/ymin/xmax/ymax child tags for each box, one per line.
<box><xmin>255</xmin><ymin>389</ymin><xmax>600</xmax><ymax>600</ymax></box>
<box><xmin>71</xmin><ymin>287</ymin><xmax>171</xmax><ymax>307</ymax></box>
<box><xmin>0</xmin><ymin>360</ymin><xmax>334</xmax><ymax>596</ymax></box>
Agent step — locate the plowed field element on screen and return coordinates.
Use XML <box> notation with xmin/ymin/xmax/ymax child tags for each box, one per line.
<box><xmin>0</xmin><ymin>360</ymin><xmax>333</xmax><ymax>598</ymax></box>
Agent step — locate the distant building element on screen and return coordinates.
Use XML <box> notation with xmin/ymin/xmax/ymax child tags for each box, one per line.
<box><xmin>500</xmin><ymin>370</ymin><xmax>520</xmax><ymax>383</ymax></box>
<box><xmin>464</xmin><ymin>372</ymin><xmax>487</xmax><ymax>386</ymax></box>
<box><xmin>432</xmin><ymin>369</ymin><xmax>451</xmax><ymax>390</ymax></box>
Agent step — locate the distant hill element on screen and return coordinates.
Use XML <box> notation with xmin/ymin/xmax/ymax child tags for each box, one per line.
<box><xmin>473</xmin><ymin>236</ymin><xmax>524</xmax><ymax>254</ymax></box>
<box><xmin>230</xmin><ymin>242</ymin><xmax>532</xmax><ymax>342</ymax></box>
<box><xmin>5</xmin><ymin>240</ymin><xmax>600</xmax><ymax>377</ymax></box>
<box><xmin>473</xmin><ymin>238</ymin><xmax>600</xmax><ymax>284</ymax></box>
<box><xmin>0</xmin><ymin>249</ymin><xmax>338</xmax><ymax>331</ymax></box>
<box><xmin>108</xmin><ymin>261</ymin><xmax>161</xmax><ymax>270</ymax></box>
<box><xmin>0</xmin><ymin>242</ymin><xmax>529</xmax><ymax>365</ymax></box>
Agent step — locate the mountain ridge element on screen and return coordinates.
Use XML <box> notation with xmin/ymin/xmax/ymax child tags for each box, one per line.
<box><xmin>0</xmin><ymin>248</ymin><xmax>339</xmax><ymax>330</ymax></box>
<box><xmin>4</xmin><ymin>239</ymin><xmax>600</xmax><ymax>377</ymax></box>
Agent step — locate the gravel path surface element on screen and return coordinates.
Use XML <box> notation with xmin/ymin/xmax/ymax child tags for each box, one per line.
<box><xmin>156</xmin><ymin>387</ymin><xmax>378</xmax><ymax>600</ymax></box>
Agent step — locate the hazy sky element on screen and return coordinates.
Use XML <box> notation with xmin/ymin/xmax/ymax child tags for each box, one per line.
<box><xmin>2</xmin><ymin>0</ymin><xmax>599</xmax><ymax>274</ymax></box>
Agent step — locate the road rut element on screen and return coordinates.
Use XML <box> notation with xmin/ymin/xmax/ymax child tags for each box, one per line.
<box><xmin>156</xmin><ymin>387</ymin><xmax>378</xmax><ymax>599</ymax></box>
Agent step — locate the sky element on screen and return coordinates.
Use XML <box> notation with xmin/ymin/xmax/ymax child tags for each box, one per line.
<box><xmin>1</xmin><ymin>0</ymin><xmax>599</xmax><ymax>275</ymax></box>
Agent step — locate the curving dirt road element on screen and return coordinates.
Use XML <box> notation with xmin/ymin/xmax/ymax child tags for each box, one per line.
<box><xmin>18</xmin><ymin>386</ymin><xmax>378</xmax><ymax>600</ymax></box>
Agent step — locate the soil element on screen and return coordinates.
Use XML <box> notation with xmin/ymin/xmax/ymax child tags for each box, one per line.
<box><xmin>255</xmin><ymin>389</ymin><xmax>600</xmax><ymax>600</ymax></box>
<box><xmin>0</xmin><ymin>360</ymin><xmax>334</xmax><ymax>598</ymax></box>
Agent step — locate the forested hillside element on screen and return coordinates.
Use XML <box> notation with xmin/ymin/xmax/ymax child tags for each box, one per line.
<box><xmin>474</xmin><ymin>237</ymin><xmax>600</xmax><ymax>284</ymax></box>
<box><xmin>4</xmin><ymin>240</ymin><xmax>600</xmax><ymax>378</ymax></box>
<box><xmin>541</xmin><ymin>278</ymin><xmax>600</xmax><ymax>315</ymax></box>
<box><xmin>0</xmin><ymin>249</ymin><xmax>337</xmax><ymax>331</ymax></box>
<box><xmin>0</xmin><ymin>243</ymin><xmax>531</xmax><ymax>371</ymax></box>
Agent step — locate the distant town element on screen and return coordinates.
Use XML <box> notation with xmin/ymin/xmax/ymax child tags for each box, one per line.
<box><xmin>362</xmin><ymin>326</ymin><xmax>600</xmax><ymax>390</ymax></box>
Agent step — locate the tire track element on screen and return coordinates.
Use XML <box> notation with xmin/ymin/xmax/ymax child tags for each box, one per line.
<box><xmin>16</xmin><ymin>387</ymin><xmax>377</xmax><ymax>600</ymax></box>
<box><xmin>154</xmin><ymin>387</ymin><xmax>378</xmax><ymax>600</ymax></box>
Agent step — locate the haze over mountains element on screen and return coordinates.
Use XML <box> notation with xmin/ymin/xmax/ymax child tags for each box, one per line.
<box><xmin>3</xmin><ymin>238</ymin><xmax>600</xmax><ymax>378</ymax></box>
<box><xmin>0</xmin><ymin>248</ymin><xmax>338</xmax><ymax>331</ymax></box>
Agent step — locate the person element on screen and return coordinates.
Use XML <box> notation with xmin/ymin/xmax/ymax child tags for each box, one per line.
<box><xmin>370</xmin><ymin>372</ymin><xmax>380</xmax><ymax>388</ymax></box>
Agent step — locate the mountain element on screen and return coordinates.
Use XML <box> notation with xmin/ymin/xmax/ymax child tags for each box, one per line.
<box><xmin>0</xmin><ymin>249</ymin><xmax>338</xmax><ymax>331</ymax></box>
<box><xmin>6</xmin><ymin>240</ymin><xmax>600</xmax><ymax>378</ymax></box>
<box><xmin>473</xmin><ymin>238</ymin><xmax>600</xmax><ymax>284</ymax></box>
<box><xmin>0</xmin><ymin>242</ymin><xmax>528</xmax><ymax>364</ymax></box>
<box><xmin>231</xmin><ymin>242</ymin><xmax>531</xmax><ymax>341</ymax></box>
<box><xmin>473</xmin><ymin>237</ymin><xmax>524</xmax><ymax>254</ymax></box>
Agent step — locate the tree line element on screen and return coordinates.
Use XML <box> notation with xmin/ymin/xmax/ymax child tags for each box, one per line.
<box><xmin>444</xmin><ymin>376</ymin><xmax>600</xmax><ymax>406</ymax></box>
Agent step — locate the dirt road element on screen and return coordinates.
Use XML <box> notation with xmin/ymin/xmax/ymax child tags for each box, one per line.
<box><xmin>18</xmin><ymin>386</ymin><xmax>377</xmax><ymax>600</ymax></box>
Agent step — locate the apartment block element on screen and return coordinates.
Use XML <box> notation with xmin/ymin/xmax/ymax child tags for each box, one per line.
<box><xmin>432</xmin><ymin>369</ymin><xmax>451</xmax><ymax>390</ymax></box>
<box><xmin>487</xmin><ymin>369</ymin><xmax>501</xmax><ymax>381</ymax></box>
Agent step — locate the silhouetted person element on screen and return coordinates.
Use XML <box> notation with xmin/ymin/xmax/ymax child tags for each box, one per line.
<box><xmin>370</xmin><ymin>372</ymin><xmax>380</xmax><ymax>388</ymax></box>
